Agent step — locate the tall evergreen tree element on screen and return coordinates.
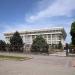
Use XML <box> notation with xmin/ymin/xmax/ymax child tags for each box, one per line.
<box><xmin>70</xmin><ymin>21</ymin><xmax>75</xmax><ymax>45</ymax></box>
<box><xmin>10</xmin><ymin>31</ymin><xmax>23</xmax><ymax>52</ymax></box>
<box><xmin>31</xmin><ymin>35</ymin><xmax>49</xmax><ymax>53</ymax></box>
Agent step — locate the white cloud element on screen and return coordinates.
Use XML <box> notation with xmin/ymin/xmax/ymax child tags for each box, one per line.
<box><xmin>2</xmin><ymin>24</ymin><xmax>31</xmax><ymax>33</ymax></box>
<box><xmin>0</xmin><ymin>24</ymin><xmax>35</xmax><ymax>41</ymax></box>
<box><xmin>26</xmin><ymin>0</ymin><xmax>75</xmax><ymax>22</ymax></box>
<box><xmin>1</xmin><ymin>23</ymin><xmax>52</xmax><ymax>34</ymax></box>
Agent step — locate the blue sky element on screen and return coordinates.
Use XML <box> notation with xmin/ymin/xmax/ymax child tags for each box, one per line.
<box><xmin>0</xmin><ymin>0</ymin><xmax>75</xmax><ymax>43</ymax></box>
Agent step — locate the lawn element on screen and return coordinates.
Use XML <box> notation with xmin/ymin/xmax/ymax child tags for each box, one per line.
<box><xmin>0</xmin><ymin>55</ymin><xmax>31</xmax><ymax>61</ymax></box>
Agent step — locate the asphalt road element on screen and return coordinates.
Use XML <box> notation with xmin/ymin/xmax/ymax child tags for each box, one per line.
<box><xmin>0</xmin><ymin>53</ymin><xmax>75</xmax><ymax>75</ymax></box>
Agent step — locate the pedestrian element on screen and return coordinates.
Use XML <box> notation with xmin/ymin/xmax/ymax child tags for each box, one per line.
<box><xmin>66</xmin><ymin>43</ymin><xmax>68</xmax><ymax>56</ymax></box>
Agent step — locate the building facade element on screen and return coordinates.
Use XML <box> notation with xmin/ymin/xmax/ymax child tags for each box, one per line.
<box><xmin>4</xmin><ymin>27</ymin><xmax>67</xmax><ymax>51</ymax></box>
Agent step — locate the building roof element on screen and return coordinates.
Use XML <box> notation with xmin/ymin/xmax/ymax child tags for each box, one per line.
<box><xmin>4</xmin><ymin>27</ymin><xmax>65</xmax><ymax>35</ymax></box>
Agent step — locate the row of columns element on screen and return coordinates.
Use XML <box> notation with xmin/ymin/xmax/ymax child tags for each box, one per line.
<box><xmin>21</xmin><ymin>34</ymin><xmax>63</xmax><ymax>45</ymax></box>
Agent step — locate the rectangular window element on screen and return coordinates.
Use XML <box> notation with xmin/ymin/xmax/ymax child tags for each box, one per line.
<box><xmin>32</xmin><ymin>35</ymin><xmax>36</xmax><ymax>40</ymax></box>
<box><xmin>56</xmin><ymin>35</ymin><xmax>61</xmax><ymax>40</ymax></box>
<box><xmin>52</xmin><ymin>34</ymin><xmax>56</xmax><ymax>40</ymax></box>
<box><xmin>48</xmin><ymin>34</ymin><xmax>51</xmax><ymax>39</ymax></box>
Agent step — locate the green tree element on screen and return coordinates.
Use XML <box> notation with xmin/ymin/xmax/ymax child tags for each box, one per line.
<box><xmin>31</xmin><ymin>35</ymin><xmax>49</xmax><ymax>53</ymax></box>
<box><xmin>58</xmin><ymin>41</ymin><xmax>62</xmax><ymax>49</ymax></box>
<box><xmin>10</xmin><ymin>31</ymin><xmax>23</xmax><ymax>52</ymax></box>
<box><xmin>70</xmin><ymin>21</ymin><xmax>75</xmax><ymax>45</ymax></box>
<box><xmin>0</xmin><ymin>40</ymin><xmax>6</xmax><ymax>51</ymax></box>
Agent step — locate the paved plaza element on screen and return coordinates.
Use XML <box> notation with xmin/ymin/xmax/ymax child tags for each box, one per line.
<box><xmin>0</xmin><ymin>52</ymin><xmax>75</xmax><ymax>75</ymax></box>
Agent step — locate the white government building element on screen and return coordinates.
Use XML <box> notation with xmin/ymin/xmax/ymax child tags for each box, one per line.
<box><xmin>4</xmin><ymin>27</ymin><xmax>67</xmax><ymax>51</ymax></box>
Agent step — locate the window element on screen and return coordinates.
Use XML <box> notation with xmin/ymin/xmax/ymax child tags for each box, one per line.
<box><xmin>47</xmin><ymin>40</ymin><xmax>51</xmax><ymax>44</ymax></box>
<box><xmin>48</xmin><ymin>34</ymin><xmax>51</xmax><ymax>40</ymax></box>
<box><xmin>57</xmin><ymin>35</ymin><xmax>61</xmax><ymax>40</ymax></box>
<box><xmin>52</xmin><ymin>34</ymin><xmax>56</xmax><ymax>40</ymax></box>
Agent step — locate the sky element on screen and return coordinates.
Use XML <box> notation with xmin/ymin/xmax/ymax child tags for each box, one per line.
<box><xmin>0</xmin><ymin>0</ymin><xmax>75</xmax><ymax>43</ymax></box>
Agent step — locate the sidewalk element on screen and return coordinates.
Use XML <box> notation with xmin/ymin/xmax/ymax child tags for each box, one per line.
<box><xmin>50</xmin><ymin>51</ymin><xmax>66</xmax><ymax>56</ymax></box>
<box><xmin>0</xmin><ymin>51</ymin><xmax>75</xmax><ymax>57</ymax></box>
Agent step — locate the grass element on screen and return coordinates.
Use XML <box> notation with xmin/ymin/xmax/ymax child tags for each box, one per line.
<box><xmin>0</xmin><ymin>55</ymin><xmax>31</xmax><ymax>61</ymax></box>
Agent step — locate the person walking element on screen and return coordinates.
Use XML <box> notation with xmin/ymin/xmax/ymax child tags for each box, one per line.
<box><xmin>66</xmin><ymin>43</ymin><xmax>69</xmax><ymax>56</ymax></box>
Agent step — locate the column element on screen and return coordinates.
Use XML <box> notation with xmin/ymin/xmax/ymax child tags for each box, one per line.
<box><xmin>46</xmin><ymin>34</ymin><xmax>48</xmax><ymax>44</ymax></box>
<box><xmin>51</xmin><ymin>34</ymin><xmax>52</xmax><ymax>45</ymax></box>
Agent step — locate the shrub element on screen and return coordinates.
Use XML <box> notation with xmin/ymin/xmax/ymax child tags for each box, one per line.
<box><xmin>31</xmin><ymin>35</ymin><xmax>49</xmax><ymax>53</ymax></box>
<box><xmin>0</xmin><ymin>40</ymin><xmax>6</xmax><ymax>51</ymax></box>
